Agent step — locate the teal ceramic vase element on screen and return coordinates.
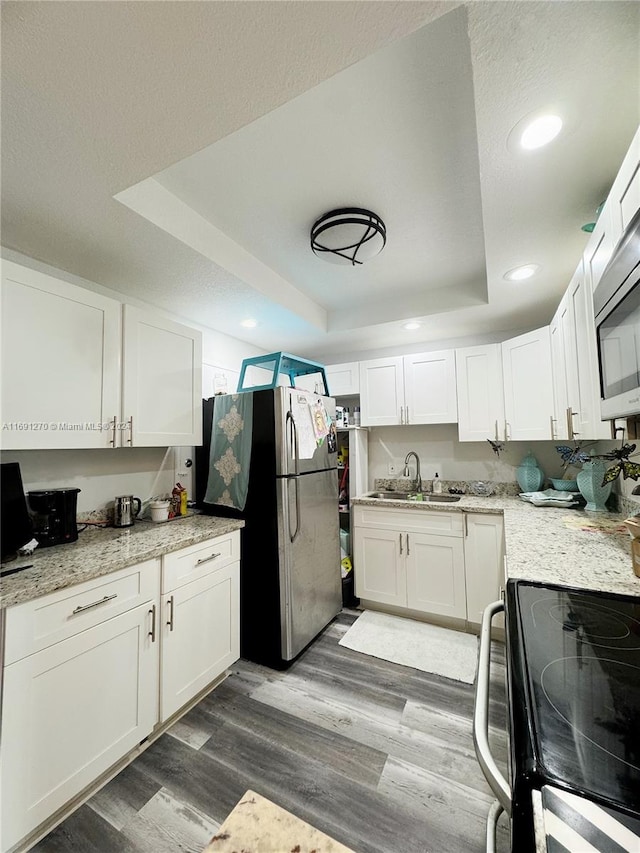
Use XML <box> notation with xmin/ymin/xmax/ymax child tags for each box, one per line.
<box><xmin>577</xmin><ymin>456</ymin><xmax>612</xmax><ymax>512</ymax></box>
<box><xmin>516</xmin><ymin>453</ymin><xmax>544</xmax><ymax>492</ymax></box>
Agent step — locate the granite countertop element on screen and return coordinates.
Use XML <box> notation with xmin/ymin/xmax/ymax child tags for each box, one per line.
<box><xmin>0</xmin><ymin>513</ymin><xmax>244</xmax><ymax>609</ymax></box>
<box><xmin>352</xmin><ymin>493</ymin><xmax>639</xmax><ymax>597</ymax></box>
<box><xmin>202</xmin><ymin>789</ymin><xmax>355</xmax><ymax>853</ymax></box>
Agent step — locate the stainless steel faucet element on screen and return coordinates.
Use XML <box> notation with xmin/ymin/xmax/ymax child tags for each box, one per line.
<box><xmin>403</xmin><ymin>451</ymin><xmax>422</xmax><ymax>493</ymax></box>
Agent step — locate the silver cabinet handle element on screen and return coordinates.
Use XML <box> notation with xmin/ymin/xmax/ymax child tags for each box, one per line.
<box><xmin>494</xmin><ymin>420</ymin><xmax>499</xmax><ymax>442</ymax></box>
<box><xmin>569</xmin><ymin>407</ymin><xmax>580</xmax><ymax>438</ymax></box>
<box><xmin>71</xmin><ymin>593</ymin><xmax>117</xmax><ymax>615</ymax></box>
<box><xmin>464</xmin><ymin>513</ymin><xmax>469</xmax><ymax>537</ymax></box>
<box><xmin>109</xmin><ymin>415</ymin><xmax>118</xmax><ymax>447</ymax></box>
<box><xmin>406</xmin><ymin>533</ymin><xmax>410</xmax><ymax>556</ymax></box>
<box><xmin>549</xmin><ymin>415</ymin><xmax>557</xmax><ymax>440</ymax></box>
<box><xmin>148</xmin><ymin>604</ymin><xmax>157</xmax><ymax>642</ymax></box>
<box><xmin>167</xmin><ymin>595</ymin><xmax>174</xmax><ymax>631</ymax></box>
<box><xmin>406</xmin><ymin>406</ymin><xmax>409</xmax><ymax>425</ymax></box>
<box><xmin>473</xmin><ymin>600</ymin><xmax>511</xmax><ymax>815</ymax></box>
<box><xmin>196</xmin><ymin>552</ymin><xmax>221</xmax><ymax>565</ymax></box>
<box><xmin>127</xmin><ymin>415</ymin><xmax>133</xmax><ymax>446</ymax></box>
<box><xmin>400</xmin><ymin>406</ymin><xmax>404</xmax><ymax>425</ymax></box>
<box><xmin>399</xmin><ymin>533</ymin><xmax>403</xmax><ymax>555</ymax></box>
<box><xmin>504</xmin><ymin>421</ymin><xmax>511</xmax><ymax>441</ymax></box>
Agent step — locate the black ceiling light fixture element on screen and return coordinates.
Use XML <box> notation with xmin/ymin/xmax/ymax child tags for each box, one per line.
<box><xmin>310</xmin><ymin>207</ymin><xmax>386</xmax><ymax>266</ymax></box>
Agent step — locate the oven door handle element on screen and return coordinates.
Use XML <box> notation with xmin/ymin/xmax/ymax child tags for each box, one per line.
<box><xmin>473</xmin><ymin>599</ymin><xmax>512</xmax><ymax>816</ymax></box>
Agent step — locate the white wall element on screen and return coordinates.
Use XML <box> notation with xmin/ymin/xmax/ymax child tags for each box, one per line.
<box><xmin>1</xmin><ymin>447</ymin><xmax>176</xmax><ymax>513</ymax></box>
<box><xmin>367</xmin><ymin>424</ymin><xmax>595</xmax><ymax>486</ymax></box>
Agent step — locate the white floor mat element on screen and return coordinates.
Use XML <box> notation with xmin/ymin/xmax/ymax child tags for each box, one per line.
<box><xmin>339</xmin><ymin>610</ymin><xmax>479</xmax><ymax>684</ymax></box>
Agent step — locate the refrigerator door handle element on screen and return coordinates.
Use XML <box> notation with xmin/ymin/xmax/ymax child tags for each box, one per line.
<box><xmin>286</xmin><ymin>409</ymin><xmax>300</xmax><ymax>477</ymax></box>
<box><xmin>288</xmin><ymin>476</ymin><xmax>301</xmax><ymax>542</ymax></box>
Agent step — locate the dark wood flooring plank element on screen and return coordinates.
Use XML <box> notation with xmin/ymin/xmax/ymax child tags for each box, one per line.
<box><xmin>198</xmin><ymin>680</ymin><xmax>388</xmax><ymax>788</ymax></box>
<box><xmin>32</xmin><ymin>804</ymin><xmax>138</xmax><ymax>853</ymax></box>
<box><xmin>85</xmin><ymin>758</ymin><xmax>163</xmax><ymax>831</ymax></box>
<box><xmin>197</xmin><ymin>706</ymin><xmax>462</xmax><ymax>853</ymax></box>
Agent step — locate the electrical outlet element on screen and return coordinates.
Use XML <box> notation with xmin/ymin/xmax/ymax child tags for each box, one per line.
<box><xmin>388</xmin><ymin>462</ymin><xmax>399</xmax><ymax>476</ymax></box>
<box><xmin>433</xmin><ymin>469</ymin><xmax>440</xmax><ymax>479</ymax></box>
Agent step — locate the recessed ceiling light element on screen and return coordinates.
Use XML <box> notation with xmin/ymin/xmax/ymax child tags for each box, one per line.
<box><xmin>403</xmin><ymin>321</ymin><xmax>421</xmax><ymax>330</ymax></box>
<box><xmin>240</xmin><ymin>319</ymin><xmax>257</xmax><ymax>328</ymax></box>
<box><xmin>503</xmin><ymin>264</ymin><xmax>541</xmax><ymax>282</ymax></box>
<box><xmin>520</xmin><ymin>115</ymin><xmax>563</xmax><ymax>150</ymax></box>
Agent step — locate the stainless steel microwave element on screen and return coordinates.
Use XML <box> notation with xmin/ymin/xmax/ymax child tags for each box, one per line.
<box><xmin>593</xmin><ymin>207</ymin><xmax>640</xmax><ymax>419</ymax></box>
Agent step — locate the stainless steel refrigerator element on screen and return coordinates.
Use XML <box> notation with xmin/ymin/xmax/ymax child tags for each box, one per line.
<box><xmin>195</xmin><ymin>386</ymin><xmax>342</xmax><ymax>668</ymax></box>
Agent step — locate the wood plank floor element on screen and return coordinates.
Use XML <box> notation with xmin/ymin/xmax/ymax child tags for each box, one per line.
<box><xmin>33</xmin><ymin>610</ymin><xmax>510</xmax><ymax>853</ymax></box>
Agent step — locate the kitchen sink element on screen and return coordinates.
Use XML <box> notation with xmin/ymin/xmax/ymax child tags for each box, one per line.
<box><xmin>365</xmin><ymin>491</ymin><xmax>461</xmax><ymax>503</ymax></box>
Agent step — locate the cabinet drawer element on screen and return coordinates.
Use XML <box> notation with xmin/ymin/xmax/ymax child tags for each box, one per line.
<box><xmin>4</xmin><ymin>559</ymin><xmax>160</xmax><ymax>666</ymax></box>
<box><xmin>353</xmin><ymin>505</ymin><xmax>463</xmax><ymax>536</ymax></box>
<box><xmin>162</xmin><ymin>531</ymin><xmax>240</xmax><ymax>592</ymax></box>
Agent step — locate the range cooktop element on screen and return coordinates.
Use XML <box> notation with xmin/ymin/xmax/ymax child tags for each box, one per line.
<box><xmin>508</xmin><ymin>581</ymin><xmax>640</xmax><ymax>817</ymax></box>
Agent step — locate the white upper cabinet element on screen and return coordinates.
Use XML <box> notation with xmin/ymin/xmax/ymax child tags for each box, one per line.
<box><xmin>0</xmin><ymin>262</ymin><xmax>203</xmax><ymax>449</ymax></box>
<box><xmin>359</xmin><ymin>351</ymin><xmax>456</xmax><ymax>427</ymax></box>
<box><xmin>325</xmin><ymin>361</ymin><xmax>360</xmax><ymax>397</ymax></box>
<box><xmin>122</xmin><ymin>306</ymin><xmax>202</xmax><ymax>447</ymax></box>
<box><xmin>584</xmin><ymin>127</ymin><xmax>640</xmax><ymax>294</ymax></box>
<box><xmin>606</xmin><ymin>124</ymin><xmax>640</xmax><ymax>238</ymax></box>
<box><xmin>455</xmin><ymin>344</ymin><xmax>505</xmax><ymax>442</ymax></box>
<box><xmin>1</xmin><ymin>261</ymin><xmax>122</xmax><ymax>450</ymax></box>
<box><xmin>549</xmin><ymin>307</ymin><xmax>569</xmax><ymax>441</ymax></box>
<box><xmin>403</xmin><ymin>350</ymin><xmax>457</xmax><ymax>425</ymax></box>
<box><xmin>561</xmin><ymin>263</ymin><xmax>610</xmax><ymax>440</ymax></box>
<box><xmin>359</xmin><ymin>357</ymin><xmax>404</xmax><ymax>426</ymax></box>
<box><xmin>501</xmin><ymin>327</ymin><xmax>555</xmax><ymax>441</ymax></box>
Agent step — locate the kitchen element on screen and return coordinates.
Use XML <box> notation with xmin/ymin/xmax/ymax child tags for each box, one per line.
<box><xmin>1</xmin><ymin>2</ymin><xmax>640</xmax><ymax>852</ymax></box>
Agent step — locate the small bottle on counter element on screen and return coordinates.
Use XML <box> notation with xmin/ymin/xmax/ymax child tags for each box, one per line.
<box><xmin>353</xmin><ymin>406</ymin><xmax>361</xmax><ymax>427</ymax></box>
<box><xmin>432</xmin><ymin>473</ymin><xmax>442</xmax><ymax>494</ymax></box>
<box><xmin>343</xmin><ymin>407</ymin><xmax>349</xmax><ymax>427</ymax></box>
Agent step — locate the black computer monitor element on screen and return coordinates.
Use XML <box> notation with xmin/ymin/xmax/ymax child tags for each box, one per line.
<box><xmin>1</xmin><ymin>462</ymin><xmax>33</xmax><ymax>561</ymax></box>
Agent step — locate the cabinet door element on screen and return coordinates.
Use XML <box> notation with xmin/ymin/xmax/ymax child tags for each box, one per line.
<box><xmin>1</xmin><ymin>261</ymin><xmax>121</xmax><ymax>449</ymax></box>
<box><xmin>463</xmin><ymin>514</ymin><xmax>504</xmax><ymax>625</ymax></box>
<box><xmin>455</xmin><ymin>344</ymin><xmax>505</xmax><ymax>442</ymax></box>
<box><xmin>122</xmin><ymin>305</ymin><xmax>202</xmax><ymax>447</ymax></box>
<box><xmin>549</xmin><ymin>306</ymin><xmax>569</xmax><ymax>441</ymax></box>
<box><xmin>354</xmin><ymin>526</ymin><xmax>406</xmax><ymax>606</ymax></box>
<box><xmin>583</xmin><ymin>205</ymin><xmax>615</xmax><ymax>295</ymax></box>
<box><xmin>359</xmin><ymin>357</ymin><xmax>404</xmax><ymax>426</ymax></box>
<box><xmin>326</xmin><ymin>361</ymin><xmax>360</xmax><ymax>396</ymax></box>
<box><xmin>502</xmin><ymin>327</ymin><xmax>554</xmax><ymax>441</ymax></box>
<box><xmin>1</xmin><ymin>602</ymin><xmax>159</xmax><ymax>852</ymax></box>
<box><xmin>161</xmin><ymin>562</ymin><xmax>239</xmax><ymax>721</ymax></box>
<box><xmin>607</xmin><ymin>125</ymin><xmax>640</xmax><ymax>238</ymax></box>
<box><xmin>405</xmin><ymin>532</ymin><xmax>466</xmax><ymax>619</ymax></box>
<box><xmin>404</xmin><ymin>350</ymin><xmax>457</xmax><ymax>424</ymax></box>
<box><xmin>563</xmin><ymin>263</ymin><xmax>610</xmax><ymax>439</ymax></box>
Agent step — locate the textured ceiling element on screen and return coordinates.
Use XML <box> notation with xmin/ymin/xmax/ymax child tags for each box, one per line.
<box><xmin>2</xmin><ymin>1</ymin><xmax>639</xmax><ymax>361</ymax></box>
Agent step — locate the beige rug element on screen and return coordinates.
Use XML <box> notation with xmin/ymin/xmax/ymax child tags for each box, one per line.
<box><xmin>339</xmin><ymin>610</ymin><xmax>478</xmax><ymax>683</ymax></box>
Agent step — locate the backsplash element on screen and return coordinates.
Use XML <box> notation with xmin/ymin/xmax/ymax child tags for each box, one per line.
<box><xmin>374</xmin><ymin>478</ymin><xmax>521</xmax><ymax>496</ymax></box>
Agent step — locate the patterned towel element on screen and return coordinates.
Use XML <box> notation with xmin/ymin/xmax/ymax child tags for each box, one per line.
<box><xmin>204</xmin><ymin>394</ymin><xmax>253</xmax><ymax>511</ymax></box>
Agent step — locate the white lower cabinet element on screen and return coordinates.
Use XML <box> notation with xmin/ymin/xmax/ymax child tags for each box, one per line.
<box><xmin>463</xmin><ymin>513</ymin><xmax>505</xmax><ymax>625</ymax></box>
<box><xmin>1</xmin><ymin>583</ymin><xmax>159</xmax><ymax>852</ymax></box>
<box><xmin>0</xmin><ymin>532</ymin><xmax>240</xmax><ymax>853</ymax></box>
<box><xmin>354</xmin><ymin>506</ymin><xmax>466</xmax><ymax>619</ymax></box>
<box><xmin>354</xmin><ymin>506</ymin><xmax>503</xmax><ymax>625</ymax></box>
<box><xmin>161</xmin><ymin>558</ymin><xmax>240</xmax><ymax>721</ymax></box>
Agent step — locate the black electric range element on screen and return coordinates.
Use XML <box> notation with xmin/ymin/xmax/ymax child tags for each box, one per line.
<box><xmin>506</xmin><ymin>579</ymin><xmax>640</xmax><ymax>851</ymax></box>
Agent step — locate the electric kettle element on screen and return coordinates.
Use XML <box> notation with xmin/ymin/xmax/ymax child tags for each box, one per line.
<box><xmin>113</xmin><ymin>495</ymin><xmax>141</xmax><ymax>528</ymax></box>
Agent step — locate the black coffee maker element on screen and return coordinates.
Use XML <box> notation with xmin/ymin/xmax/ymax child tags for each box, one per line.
<box><xmin>27</xmin><ymin>488</ymin><xmax>81</xmax><ymax>547</ymax></box>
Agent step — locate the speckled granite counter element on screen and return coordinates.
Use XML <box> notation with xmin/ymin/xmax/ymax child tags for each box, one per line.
<box><xmin>0</xmin><ymin>514</ymin><xmax>244</xmax><ymax>609</ymax></box>
<box><xmin>352</xmin><ymin>493</ymin><xmax>639</xmax><ymax>597</ymax></box>
<box><xmin>202</xmin><ymin>790</ymin><xmax>355</xmax><ymax>853</ymax></box>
